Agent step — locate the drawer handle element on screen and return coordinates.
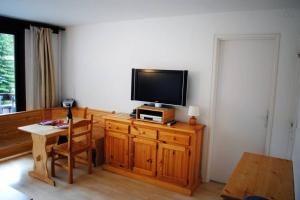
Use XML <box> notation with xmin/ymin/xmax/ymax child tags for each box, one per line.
<box><xmin>173</xmin><ymin>137</ymin><xmax>177</xmax><ymax>141</ymax></box>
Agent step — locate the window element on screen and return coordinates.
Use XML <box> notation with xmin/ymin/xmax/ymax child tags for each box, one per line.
<box><xmin>0</xmin><ymin>16</ymin><xmax>62</xmax><ymax>113</ymax></box>
<box><xmin>0</xmin><ymin>33</ymin><xmax>16</xmax><ymax>114</ymax></box>
<box><xmin>0</xmin><ymin>28</ymin><xmax>25</xmax><ymax>114</ymax></box>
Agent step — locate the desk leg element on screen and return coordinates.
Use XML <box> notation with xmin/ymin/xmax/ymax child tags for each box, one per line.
<box><xmin>29</xmin><ymin>134</ymin><xmax>55</xmax><ymax>186</ymax></box>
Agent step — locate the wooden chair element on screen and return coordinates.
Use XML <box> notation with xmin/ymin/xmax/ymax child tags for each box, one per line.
<box><xmin>51</xmin><ymin>115</ymin><xmax>93</xmax><ymax>184</ymax></box>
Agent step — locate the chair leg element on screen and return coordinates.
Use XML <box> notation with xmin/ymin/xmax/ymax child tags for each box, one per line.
<box><xmin>51</xmin><ymin>151</ymin><xmax>55</xmax><ymax>177</ymax></box>
<box><xmin>88</xmin><ymin>149</ymin><xmax>92</xmax><ymax>174</ymax></box>
<box><xmin>68</xmin><ymin>156</ymin><xmax>74</xmax><ymax>184</ymax></box>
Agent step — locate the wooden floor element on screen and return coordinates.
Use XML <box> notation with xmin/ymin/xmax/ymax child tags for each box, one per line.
<box><xmin>0</xmin><ymin>154</ymin><xmax>224</xmax><ymax>200</ymax></box>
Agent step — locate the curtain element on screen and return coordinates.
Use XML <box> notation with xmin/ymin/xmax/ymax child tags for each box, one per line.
<box><xmin>37</xmin><ymin>27</ymin><xmax>56</xmax><ymax>108</ymax></box>
<box><xmin>25</xmin><ymin>26</ymin><xmax>60</xmax><ymax>109</ymax></box>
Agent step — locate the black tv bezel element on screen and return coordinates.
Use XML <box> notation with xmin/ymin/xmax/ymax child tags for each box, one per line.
<box><xmin>131</xmin><ymin>68</ymin><xmax>188</xmax><ymax>106</ymax></box>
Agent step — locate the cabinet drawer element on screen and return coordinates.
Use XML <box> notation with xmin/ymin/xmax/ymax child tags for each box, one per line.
<box><xmin>106</xmin><ymin>121</ymin><xmax>129</xmax><ymax>134</ymax></box>
<box><xmin>159</xmin><ymin>131</ymin><xmax>190</xmax><ymax>146</ymax></box>
<box><xmin>131</xmin><ymin>126</ymin><xmax>157</xmax><ymax>139</ymax></box>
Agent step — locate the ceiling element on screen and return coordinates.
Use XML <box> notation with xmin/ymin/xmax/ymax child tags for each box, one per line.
<box><xmin>0</xmin><ymin>0</ymin><xmax>299</xmax><ymax>27</ymax></box>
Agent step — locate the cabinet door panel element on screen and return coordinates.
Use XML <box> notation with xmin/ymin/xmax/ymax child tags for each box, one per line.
<box><xmin>157</xmin><ymin>143</ymin><xmax>190</xmax><ymax>186</ymax></box>
<box><xmin>132</xmin><ymin>138</ymin><xmax>157</xmax><ymax>176</ymax></box>
<box><xmin>105</xmin><ymin>131</ymin><xmax>129</xmax><ymax>168</ymax></box>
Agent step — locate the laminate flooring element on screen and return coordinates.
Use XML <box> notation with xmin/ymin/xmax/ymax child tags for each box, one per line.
<box><xmin>0</xmin><ymin>155</ymin><xmax>223</xmax><ymax>200</ymax></box>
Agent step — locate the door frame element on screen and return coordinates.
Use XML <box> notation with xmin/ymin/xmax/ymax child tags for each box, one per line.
<box><xmin>205</xmin><ymin>34</ymin><xmax>280</xmax><ymax>182</ymax></box>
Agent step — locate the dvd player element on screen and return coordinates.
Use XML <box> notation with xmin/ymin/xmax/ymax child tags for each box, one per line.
<box><xmin>140</xmin><ymin>114</ymin><xmax>162</xmax><ymax>122</ymax></box>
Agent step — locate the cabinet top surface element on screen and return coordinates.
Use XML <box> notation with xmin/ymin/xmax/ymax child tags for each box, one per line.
<box><xmin>103</xmin><ymin>113</ymin><xmax>205</xmax><ymax>132</ymax></box>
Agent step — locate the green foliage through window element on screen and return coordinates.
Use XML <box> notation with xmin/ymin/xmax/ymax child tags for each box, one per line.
<box><xmin>0</xmin><ymin>33</ymin><xmax>15</xmax><ymax>94</ymax></box>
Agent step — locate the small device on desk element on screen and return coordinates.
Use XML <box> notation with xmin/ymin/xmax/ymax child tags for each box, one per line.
<box><xmin>62</xmin><ymin>99</ymin><xmax>76</xmax><ymax>122</ymax></box>
<box><xmin>59</xmin><ymin>99</ymin><xmax>76</xmax><ymax>145</ymax></box>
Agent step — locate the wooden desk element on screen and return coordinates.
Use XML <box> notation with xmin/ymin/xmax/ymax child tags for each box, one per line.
<box><xmin>221</xmin><ymin>152</ymin><xmax>294</xmax><ymax>200</ymax></box>
<box><xmin>18</xmin><ymin>118</ymin><xmax>83</xmax><ymax>186</ymax></box>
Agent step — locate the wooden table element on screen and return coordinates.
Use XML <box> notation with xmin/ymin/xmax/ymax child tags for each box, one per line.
<box><xmin>221</xmin><ymin>152</ymin><xmax>294</xmax><ymax>200</ymax></box>
<box><xmin>18</xmin><ymin>118</ymin><xmax>83</xmax><ymax>186</ymax></box>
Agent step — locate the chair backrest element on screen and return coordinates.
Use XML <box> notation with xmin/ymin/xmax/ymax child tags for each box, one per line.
<box><xmin>67</xmin><ymin>115</ymin><xmax>93</xmax><ymax>152</ymax></box>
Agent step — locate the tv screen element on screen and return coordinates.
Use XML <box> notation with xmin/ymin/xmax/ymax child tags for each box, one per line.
<box><xmin>131</xmin><ymin>69</ymin><xmax>188</xmax><ymax>106</ymax></box>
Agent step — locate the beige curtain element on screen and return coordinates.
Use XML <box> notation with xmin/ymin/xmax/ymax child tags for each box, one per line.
<box><xmin>38</xmin><ymin>28</ymin><xmax>56</xmax><ymax>108</ymax></box>
<box><xmin>32</xmin><ymin>26</ymin><xmax>57</xmax><ymax>108</ymax></box>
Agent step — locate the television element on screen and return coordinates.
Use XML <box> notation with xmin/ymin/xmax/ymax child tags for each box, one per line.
<box><xmin>131</xmin><ymin>69</ymin><xmax>188</xmax><ymax>106</ymax></box>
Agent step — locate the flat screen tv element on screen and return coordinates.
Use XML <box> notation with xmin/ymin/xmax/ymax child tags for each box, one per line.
<box><xmin>131</xmin><ymin>69</ymin><xmax>188</xmax><ymax>106</ymax></box>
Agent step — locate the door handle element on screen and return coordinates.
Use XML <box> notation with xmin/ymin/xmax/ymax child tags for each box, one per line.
<box><xmin>265</xmin><ymin>110</ymin><xmax>269</xmax><ymax>128</ymax></box>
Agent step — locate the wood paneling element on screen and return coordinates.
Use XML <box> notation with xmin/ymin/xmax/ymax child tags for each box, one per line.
<box><xmin>0</xmin><ymin>110</ymin><xmax>43</xmax><ymax>158</ymax></box>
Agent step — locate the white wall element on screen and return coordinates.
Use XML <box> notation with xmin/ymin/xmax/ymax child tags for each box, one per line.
<box><xmin>293</xmin><ymin>97</ymin><xmax>300</xmax><ymax>200</ymax></box>
<box><xmin>62</xmin><ymin>9</ymin><xmax>300</xmax><ymax>180</ymax></box>
<box><xmin>292</xmin><ymin>39</ymin><xmax>300</xmax><ymax>200</ymax></box>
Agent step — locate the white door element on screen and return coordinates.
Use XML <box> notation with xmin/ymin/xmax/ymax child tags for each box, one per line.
<box><xmin>211</xmin><ymin>37</ymin><xmax>277</xmax><ymax>183</ymax></box>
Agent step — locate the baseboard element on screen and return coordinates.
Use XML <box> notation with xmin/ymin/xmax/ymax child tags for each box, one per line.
<box><xmin>0</xmin><ymin>150</ymin><xmax>31</xmax><ymax>163</ymax></box>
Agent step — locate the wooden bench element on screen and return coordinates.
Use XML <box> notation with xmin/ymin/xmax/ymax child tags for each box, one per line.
<box><xmin>221</xmin><ymin>152</ymin><xmax>294</xmax><ymax>200</ymax></box>
<box><xmin>0</xmin><ymin>110</ymin><xmax>43</xmax><ymax>159</ymax></box>
<box><xmin>0</xmin><ymin>107</ymin><xmax>113</xmax><ymax>165</ymax></box>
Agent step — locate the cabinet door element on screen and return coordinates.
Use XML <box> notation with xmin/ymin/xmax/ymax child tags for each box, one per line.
<box><xmin>132</xmin><ymin>137</ymin><xmax>157</xmax><ymax>176</ymax></box>
<box><xmin>105</xmin><ymin>131</ymin><xmax>129</xmax><ymax>168</ymax></box>
<box><xmin>157</xmin><ymin>143</ymin><xmax>190</xmax><ymax>186</ymax></box>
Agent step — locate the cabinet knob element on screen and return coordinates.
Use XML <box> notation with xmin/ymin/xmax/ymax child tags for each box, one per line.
<box><xmin>139</xmin><ymin>131</ymin><xmax>145</xmax><ymax>135</ymax></box>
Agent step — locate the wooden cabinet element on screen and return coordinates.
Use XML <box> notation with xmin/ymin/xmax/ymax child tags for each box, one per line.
<box><xmin>157</xmin><ymin>143</ymin><xmax>190</xmax><ymax>186</ymax></box>
<box><xmin>103</xmin><ymin>114</ymin><xmax>205</xmax><ymax>195</ymax></box>
<box><xmin>105</xmin><ymin>131</ymin><xmax>129</xmax><ymax>169</ymax></box>
<box><xmin>132</xmin><ymin>137</ymin><xmax>157</xmax><ymax>176</ymax></box>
